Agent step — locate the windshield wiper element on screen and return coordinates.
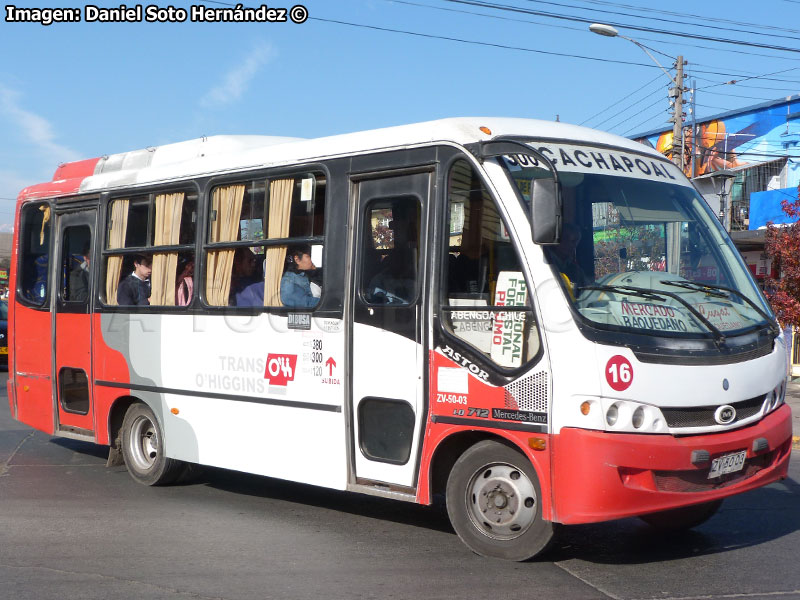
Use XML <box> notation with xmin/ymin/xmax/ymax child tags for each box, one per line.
<box><xmin>581</xmin><ymin>284</ymin><xmax>727</xmax><ymax>348</ymax></box>
<box><xmin>581</xmin><ymin>285</ymin><xmax>666</xmax><ymax>302</ymax></box>
<box><xmin>659</xmin><ymin>280</ymin><xmax>779</xmax><ymax>335</ymax></box>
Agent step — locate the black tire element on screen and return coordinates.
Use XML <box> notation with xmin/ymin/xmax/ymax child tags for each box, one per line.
<box><xmin>121</xmin><ymin>402</ymin><xmax>184</xmax><ymax>486</ymax></box>
<box><xmin>640</xmin><ymin>499</ymin><xmax>723</xmax><ymax>531</ymax></box>
<box><xmin>446</xmin><ymin>440</ymin><xmax>555</xmax><ymax>561</ymax></box>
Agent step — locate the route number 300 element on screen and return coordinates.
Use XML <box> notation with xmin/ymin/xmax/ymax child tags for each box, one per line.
<box><xmin>606</xmin><ymin>355</ymin><xmax>633</xmax><ymax>391</ymax></box>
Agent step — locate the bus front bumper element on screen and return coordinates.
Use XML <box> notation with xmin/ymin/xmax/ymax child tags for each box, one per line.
<box><xmin>551</xmin><ymin>404</ymin><xmax>792</xmax><ymax>524</ymax></box>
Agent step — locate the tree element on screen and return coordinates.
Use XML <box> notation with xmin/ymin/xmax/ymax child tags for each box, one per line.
<box><xmin>764</xmin><ymin>185</ymin><xmax>800</xmax><ymax>328</ymax></box>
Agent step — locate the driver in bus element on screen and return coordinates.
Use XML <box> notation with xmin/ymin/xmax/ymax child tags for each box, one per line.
<box><xmin>68</xmin><ymin>243</ymin><xmax>91</xmax><ymax>302</ymax></box>
<box><xmin>366</xmin><ymin>211</ymin><xmax>417</xmax><ymax>304</ymax></box>
<box><xmin>546</xmin><ymin>223</ymin><xmax>588</xmax><ymax>291</ymax></box>
<box><xmin>117</xmin><ymin>254</ymin><xmax>152</xmax><ymax>306</ymax></box>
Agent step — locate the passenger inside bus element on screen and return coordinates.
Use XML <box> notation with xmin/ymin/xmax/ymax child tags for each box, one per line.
<box><xmin>280</xmin><ymin>244</ymin><xmax>320</xmax><ymax>308</ymax></box>
<box><xmin>117</xmin><ymin>254</ymin><xmax>152</xmax><ymax>306</ymax></box>
<box><xmin>229</xmin><ymin>247</ymin><xmax>260</xmax><ymax>305</ymax></box>
<box><xmin>234</xmin><ymin>258</ymin><xmax>265</xmax><ymax>307</ymax></box>
<box><xmin>176</xmin><ymin>257</ymin><xmax>194</xmax><ymax>306</ymax></box>
<box><xmin>68</xmin><ymin>243</ymin><xmax>91</xmax><ymax>302</ymax></box>
<box><xmin>365</xmin><ymin>207</ymin><xmax>418</xmax><ymax>304</ymax></box>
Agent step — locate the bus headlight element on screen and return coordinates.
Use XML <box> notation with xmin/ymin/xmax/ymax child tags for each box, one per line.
<box><xmin>632</xmin><ymin>406</ymin><xmax>645</xmax><ymax>429</ymax></box>
<box><xmin>606</xmin><ymin>404</ymin><xmax>619</xmax><ymax>426</ymax></box>
<box><xmin>601</xmin><ymin>399</ymin><xmax>668</xmax><ymax>433</ymax></box>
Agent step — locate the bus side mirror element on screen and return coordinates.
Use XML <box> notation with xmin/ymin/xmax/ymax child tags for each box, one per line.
<box><xmin>531</xmin><ymin>178</ymin><xmax>562</xmax><ymax>245</ymax></box>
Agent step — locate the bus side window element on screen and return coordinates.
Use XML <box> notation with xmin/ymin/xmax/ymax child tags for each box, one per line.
<box><xmin>205</xmin><ymin>174</ymin><xmax>325</xmax><ymax>308</ymax></box>
<box><xmin>103</xmin><ymin>193</ymin><xmax>197</xmax><ymax>306</ymax></box>
<box><xmin>19</xmin><ymin>203</ymin><xmax>51</xmax><ymax>306</ymax></box>
<box><xmin>61</xmin><ymin>226</ymin><xmax>92</xmax><ymax>303</ymax></box>
<box><xmin>360</xmin><ymin>199</ymin><xmax>420</xmax><ymax>306</ymax></box>
<box><xmin>441</xmin><ymin>160</ymin><xmax>541</xmax><ymax>369</ymax></box>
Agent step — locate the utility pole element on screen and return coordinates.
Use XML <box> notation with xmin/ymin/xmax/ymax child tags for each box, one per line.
<box><xmin>669</xmin><ymin>55</ymin><xmax>685</xmax><ymax>171</ymax></box>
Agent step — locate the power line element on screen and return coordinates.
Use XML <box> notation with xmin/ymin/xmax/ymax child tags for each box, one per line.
<box><xmin>605</xmin><ymin>96</ymin><xmax>667</xmax><ymax>133</ymax></box>
<box><xmin>697</xmin><ymin>67</ymin><xmax>800</xmax><ymax>90</ymax></box>
<box><xmin>392</xmin><ymin>0</ymin><xmax>794</xmax><ymax>64</ymax></box>
<box><xmin>695</xmin><ymin>102</ymin><xmax>739</xmax><ymax>111</ymax></box>
<box><xmin>680</xmin><ymin>44</ymin><xmax>800</xmax><ymax>65</ymax></box>
<box><xmin>436</xmin><ymin>0</ymin><xmax>800</xmax><ymax>54</ymax></box>
<box><xmin>713</xmin><ymin>82</ymin><xmax>800</xmax><ymax>92</ymax></box>
<box><xmin>307</xmin><ymin>15</ymin><xmax>800</xmax><ymax>81</ymax></box>
<box><xmin>687</xmin><ymin>67</ymin><xmax>800</xmax><ymax>83</ymax></box>
<box><xmin>513</xmin><ymin>0</ymin><xmax>800</xmax><ymax>43</ymax></box>
<box><xmin>309</xmin><ymin>16</ymin><xmax>663</xmax><ymax>67</ymax></box>
<box><xmin>571</xmin><ymin>0</ymin><xmax>800</xmax><ymax>36</ymax></box>
<box><xmin>405</xmin><ymin>0</ymin><xmax>800</xmax><ymax>64</ymax></box>
<box><xmin>620</xmin><ymin>108</ymin><xmax>671</xmax><ymax>137</ymax></box>
<box><xmin>397</xmin><ymin>0</ymin><xmax>800</xmax><ymax>68</ymax></box>
<box><xmin>592</xmin><ymin>81</ymin><xmax>669</xmax><ymax>129</ymax></box>
<box><xmin>388</xmin><ymin>0</ymin><xmax>587</xmax><ymax>33</ymax></box>
<box><xmin>580</xmin><ymin>73</ymin><xmax>665</xmax><ymax>125</ymax></box>
<box><xmin>700</xmin><ymin>89</ymin><xmax>784</xmax><ymax>101</ymax></box>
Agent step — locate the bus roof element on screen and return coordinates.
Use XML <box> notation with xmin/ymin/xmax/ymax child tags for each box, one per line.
<box><xmin>17</xmin><ymin>117</ymin><xmax>662</xmax><ymax>201</ymax></box>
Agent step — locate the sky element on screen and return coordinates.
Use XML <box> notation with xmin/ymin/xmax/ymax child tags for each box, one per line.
<box><xmin>1</xmin><ymin>0</ymin><xmax>799</xmax><ymax>229</ymax></box>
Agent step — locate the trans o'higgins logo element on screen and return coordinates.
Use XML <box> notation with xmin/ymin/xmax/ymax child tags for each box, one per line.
<box><xmin>714</xmin><ymin>405</ymin><xmax>736</xmax><ymax>425</ymax></box>
<box><xmin>264</xmin><ymin>354</ymin><xmax>297</xmax><ymax>386</ymax></box>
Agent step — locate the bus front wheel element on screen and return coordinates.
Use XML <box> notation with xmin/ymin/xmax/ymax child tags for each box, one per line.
<box><xmin>446</xmin><ymin>440</ymin><xmax>554</xmax><ymax>561</ymax></box>
<box><xmin>121</xmin><ymin>403</ymin><xmax>184</xmax><ymax>486</ymax></box>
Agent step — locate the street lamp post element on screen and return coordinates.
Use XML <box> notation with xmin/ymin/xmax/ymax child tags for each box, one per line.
<box><xmin>711</xmin><ymin>169</ymin><xmax>737</xmax><ymax>232</ymax></box>
<box><xmin>589</xmin><ymin>23</ymin><xmax>685</xmax><ymax>171</ymax></box>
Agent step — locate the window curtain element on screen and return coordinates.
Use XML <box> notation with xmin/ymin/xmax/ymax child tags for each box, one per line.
<box><xmin>206</xmin><ymin>184</ymin><xmax>245</xmax><ymax>305</ymax></box>
<box><xmin>150</xmin><ymin>192</ymin><xmax>185</xmax><ymax>305</ymax></box>
<box><xmin>264</xmin><ymin>179</ymin><xmax>294</xmax><ymax>306</ymax></box>
<box><xmin>105</xmin><ymin>199</ymin><xmax>129</xmax><ymax>306</ymax></box>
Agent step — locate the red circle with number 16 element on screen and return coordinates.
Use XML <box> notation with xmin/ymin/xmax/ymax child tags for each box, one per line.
<box><xmin>605</xmin><ymin>355</ymin><xmax>633</xmax><ymax>391</ymax></box>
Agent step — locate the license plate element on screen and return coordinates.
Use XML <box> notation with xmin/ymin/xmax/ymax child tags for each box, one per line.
<box><xmin>708</xmin><ymin>450</ymin><xmax>746</xmax><ymax>478</ymax></box>
<box><xmin>0</xmin><ymin>347</ymin><xmax>7</xmax><ymax>355</ymax></box>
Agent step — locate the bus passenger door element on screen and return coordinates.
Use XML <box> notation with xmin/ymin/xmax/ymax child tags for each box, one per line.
<box><xmin>350</xmin><ymin>171</ymin><xmax>431</xmax><ymax>489</ymax></box>
<box><xmin>53</xmin><ymin>209</ymin><xmax>96</xmax><ymax>437</ymax></box>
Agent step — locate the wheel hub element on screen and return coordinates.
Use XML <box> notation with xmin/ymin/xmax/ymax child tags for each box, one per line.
<box><xmin>128</xmin><ymin>415</ymin><xmax>159</xmax><ymax>471</ymax></box>
<box><xmin>467</xmin><ymin>464</ymin><xmax>537</xmax><ymax>540</ymax></box>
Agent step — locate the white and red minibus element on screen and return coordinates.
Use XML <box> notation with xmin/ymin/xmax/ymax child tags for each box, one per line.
<box><xmin>8</xmin><ymin>118</ymin><xmax>792</xmax><ymax>560</ymax></box>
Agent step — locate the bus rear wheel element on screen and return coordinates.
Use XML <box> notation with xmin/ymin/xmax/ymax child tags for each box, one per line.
<box><xmin>446</xmin><ymin>440</ymin><xmax>554</xmax><ymax>561</ymax></box>
<box><xmin>639</xmin><ymin>499</ymin><xmax>723</xmax><ymax>531</ymax></box>
<box><xmin>121</xmin><ymin>403</ymin><xmax>184</xmax><ymax>486</ymax></box>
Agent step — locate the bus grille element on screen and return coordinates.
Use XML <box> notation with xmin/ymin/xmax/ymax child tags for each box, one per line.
<box><xmin>504</xmin><ymin>371</ymin><xmax>548</xmax><ymax>412</ymax></box>
<box><xmin>660</xmin><ymin>394</ymin><xmax>765</xmax><ymax>428</ymax></box>
<box><xmin>653</xmin><ymin>449</ymin><xmax>777</xmax><ymax>493</ymax></box>
<box><xmin>633</xmin><ymin>338</ymin><xmax>773</xmax><ymax>366</ymax></box>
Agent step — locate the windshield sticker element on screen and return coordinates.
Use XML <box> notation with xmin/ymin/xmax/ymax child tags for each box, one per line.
<box><xmin>696</xmin><ymin>303</ymin><xmax>747</xmax><ymax>331</ymax></box>
<box><xmin>613</xmin><ymin>300</ymin><xmax>692</xmax><ymax>333</ymax></box>
<box><xmin>503</xmin><ymin>143</ymin><xmax>689</xmax><ymax>185</ymax></box>
<box><xmin>489</xmin><ymin>272</ymin><xmax>528</xmax><ymax>368</ymax></box>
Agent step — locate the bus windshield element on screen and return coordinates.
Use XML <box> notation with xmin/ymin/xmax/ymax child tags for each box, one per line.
<box><xmin>501</xmin><ymin>144</ymin><xmax>774</xmax><ymax>339</ymax></box>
